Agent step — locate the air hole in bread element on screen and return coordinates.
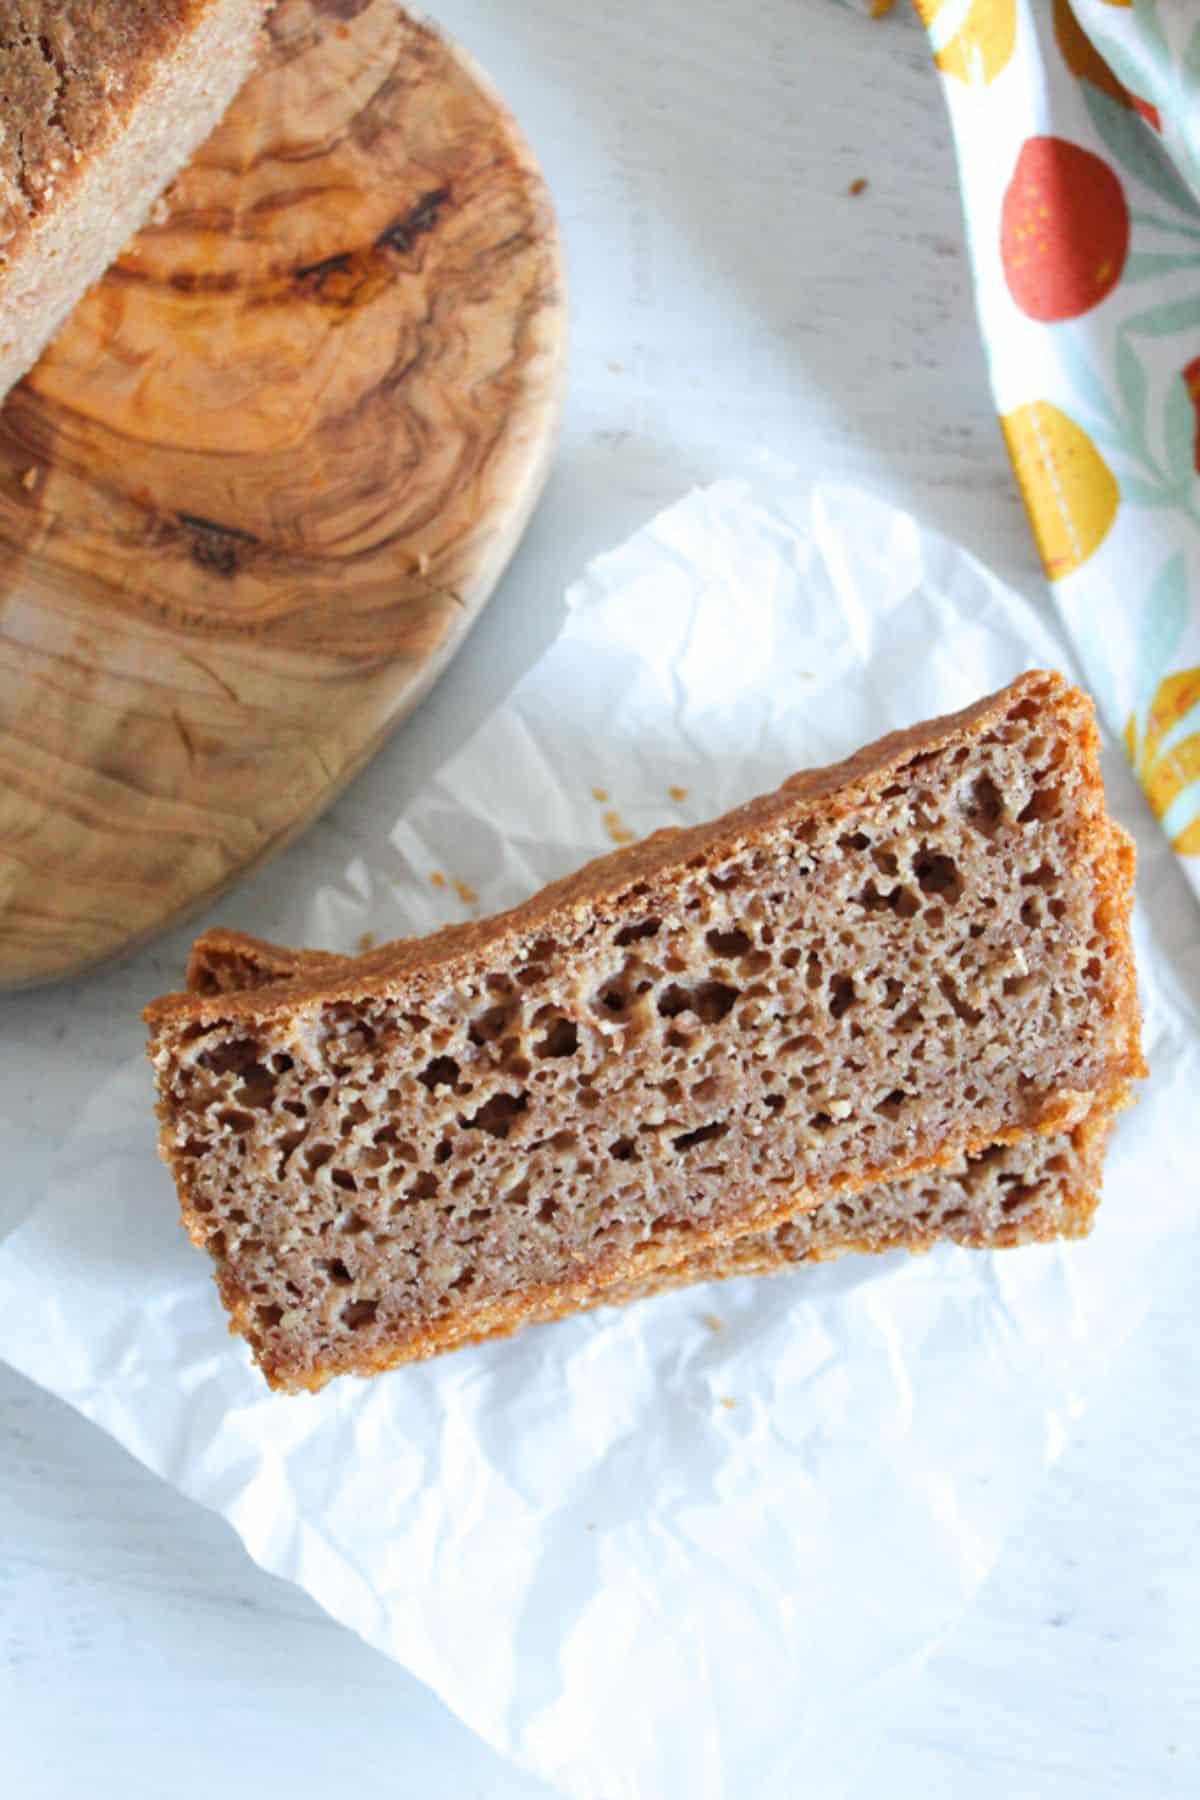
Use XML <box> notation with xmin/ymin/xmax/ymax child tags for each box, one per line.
<box><xmin>536</xmin><ymin>1018</ymin><xmax>578</xmax><ymax>1058</ymax></box>
<box><xmin>419</xmin><ymin>1056</ymin><xmax>460</xmax><ymax>1092</ymax></box>
<box><xmin>460</xmin><ymin>1091</ymin><xmax>527</xmax><ymax>1140</ymax></box>
<box><xmin>658</xmin><ymin>980</ymin><xmax>739</xmax><ymax>1024</ymax></box>
<box><xmin>614</xmin><ymin>917</ymin><xmax>661</xmax><ymax>946</ymax></box>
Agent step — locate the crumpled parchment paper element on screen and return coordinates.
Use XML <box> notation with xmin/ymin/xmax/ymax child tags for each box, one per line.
<box><xmin>1</xmin><ymin>477</ymin><xmax>1196</xmax><ymax>1800</ymax></box>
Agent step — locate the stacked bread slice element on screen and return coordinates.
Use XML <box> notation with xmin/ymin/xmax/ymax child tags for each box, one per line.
<box><xmin>146</xmin><ymin>671</ymin><xmax>1143</xmax><ymax>1390</ymax></box>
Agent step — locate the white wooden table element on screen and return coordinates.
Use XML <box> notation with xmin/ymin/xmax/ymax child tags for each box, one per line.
<box><xmin>2</xmin><ymin>4</ymin><xmax>1196</xmax><ymax>1794</ymax></box>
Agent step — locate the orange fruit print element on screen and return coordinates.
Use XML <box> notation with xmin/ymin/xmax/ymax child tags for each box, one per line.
<box><xmin>1184</xmin><ymin>360</ymin><xmax>1200</xmax><ymax>475</ymax></box>
<box><xmin>1130</xmin><ymin>94</ymin><xmax>1162</xmax><ymax>132</ymax></box>
<box><xmin>1000</xmin><ymin>137</ymin><xmax>1129</xmax><ymax>322</ymax></box>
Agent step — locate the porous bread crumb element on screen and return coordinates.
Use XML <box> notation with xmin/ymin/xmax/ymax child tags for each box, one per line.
<box><xmin>168</xmin><ymin>930</ymin><xmax>1117</xmax><ymax>1348</ymax></box>
<box><xmin>573</xmin><ymin>1110</ymin><xmax>1113</xmax><ymax>1322</ymax></box>
<box><xmin>147</xmin><ymin>672</ymin><xmax>1143</xmax><ymax>1392</ymax></box>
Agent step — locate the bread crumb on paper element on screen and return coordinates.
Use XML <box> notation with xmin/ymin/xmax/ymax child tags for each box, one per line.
<box><xmin>357</xmin><ymin>931</ymin><xmax>376</xmax><ymax>954</ymax></box>
<box><xmin>429</xmin><ymin>871</ymin><xmax>446</xmax><ymax>889</ymax></box>
<box><xmin>591</xmin><ymin>786</ymin><xmax>609</xmax><ymax>803</ymax></box>
<box><xmin>669</xmin><ymin>785</ymin><xmax>689</xmax><ymax>803</ymax></box>
<box><xmin>453</xmin><ymin>878</ymin><xmax>478</xmax><ymax>906</ymax></box>
<box><xmin>602</xmin><ymin>808</ymin><xmax>635</xmax><ymax>846</ymax></box>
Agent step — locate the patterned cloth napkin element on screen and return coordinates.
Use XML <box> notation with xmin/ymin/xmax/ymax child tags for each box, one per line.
<box><xmin>917</xmin><ymin>0</ymin><xmax>1200</xmax><ymax>901</ymax></box>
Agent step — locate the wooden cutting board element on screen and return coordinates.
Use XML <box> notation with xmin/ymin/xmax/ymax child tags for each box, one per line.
<box><xmin>0</xmin><ymin>0</ymin><xmax>565</xmax><ymax>991</ymax></box>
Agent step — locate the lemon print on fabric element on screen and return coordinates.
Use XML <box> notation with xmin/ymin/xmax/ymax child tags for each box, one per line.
<box><xmin>915</xmin><ymin>0</ymin><xmax>1016</xmax><ymax>87</ymax></box>
<box><xmin>1125</xmin><ymin>670</ymin><xmax>1200</xmax><ymax>855</ymax></box>
<box><xmin>1000</xmin><ymin>402</ymin><xmax>1119</xmax><ymax>579</ymax></box>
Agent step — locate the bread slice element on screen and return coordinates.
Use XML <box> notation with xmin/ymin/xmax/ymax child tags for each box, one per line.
<box><xmin>185</xmin><ymin>932</ymin><xmax>1116</xmax><ymax>1343</ymax></box>
<box><xmin>146</xmin><ymin>672</ymin><xmax>1143</xmax><ymax>1391</ymax></box>
<box><xmin>0</xmin><ymin>0</ymin><xmax>272</xmax><ymax>400</ymax></box>
<box><xmin>482</xmin><ymin>1114</ymin><xmax>1114</xmax><ymax>1344</ymax></box>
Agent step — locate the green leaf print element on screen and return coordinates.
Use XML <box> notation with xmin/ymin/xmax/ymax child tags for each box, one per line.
<box><xmin>1058</xmin><ymin>329</ymin><xmax>1200</xmax><ymax>526</ymax></box>
<box><xmin>1119</xmin><ymin>476</ymin><xmax>1186</xmax><ymax>507</ymax></box>
<box><xmin>1164</xmin><ymin>372</ymin><xmax>1197</xmax><ymax>489</ymax></box>
<box><xmin>1136</xmin><ymin>0</ymin><xmax>1170</xmax><ymax>67</ymax></box>
<box><xmin>1124</xmin><ymin>295</ymin><xmax>1200</xmax><ymax>338</ymax></box>
<box><xmin>1129</xmin><ymin>208</ymin><xmax>1200</xmax><ymax>244</ymax></box>
<box><xmin>1184</xmin><ymin>20</ymin><xmax>1200</xmax><ymax>88</ymax></box>
<box><xmin>1055</xmin><ymin>334</ymin><xmax>1123</xmax><ymax>435</ymax></box>
<box><xmin>1123</xmin><ymin>251</ymin><xmax>1200</xmax><ymax>282</ymax></box>
<box><xmin>1133</xmin><ymin>550</ymin><xmax>1189</xmax><ymax>741</ymax></box>
<box><xmin>1115</xmin><ymin>336</ymin><xmax>1148</xmax><ymax>439</ymax></box>
<box><xmin>1080</xmin><ymin>82</ymin><xmax>1200</xmax><ymax>218</ymax></box>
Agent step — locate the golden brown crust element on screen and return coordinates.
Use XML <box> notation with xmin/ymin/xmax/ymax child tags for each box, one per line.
<box><xmin>184</xmin><ymin>928</ymin><xmax>342</xmax><ymax>996</ymax></box>
<box><xmin>1104</xmin><ymin>823</ymin><xmax>1143</xmax><ymax>1078</ymax></box>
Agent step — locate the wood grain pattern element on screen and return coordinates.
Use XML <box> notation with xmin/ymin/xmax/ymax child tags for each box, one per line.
<box><xmin>0</xmin><ymin>0</ymin><xmax>565</xmax><ymax>990</ymax></box>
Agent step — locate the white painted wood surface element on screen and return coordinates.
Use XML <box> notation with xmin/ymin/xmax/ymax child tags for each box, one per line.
<box><xmin>2</xmin><ymin>2</ymin><xmax>1196</xmax><ymax>1794</ymax></box>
